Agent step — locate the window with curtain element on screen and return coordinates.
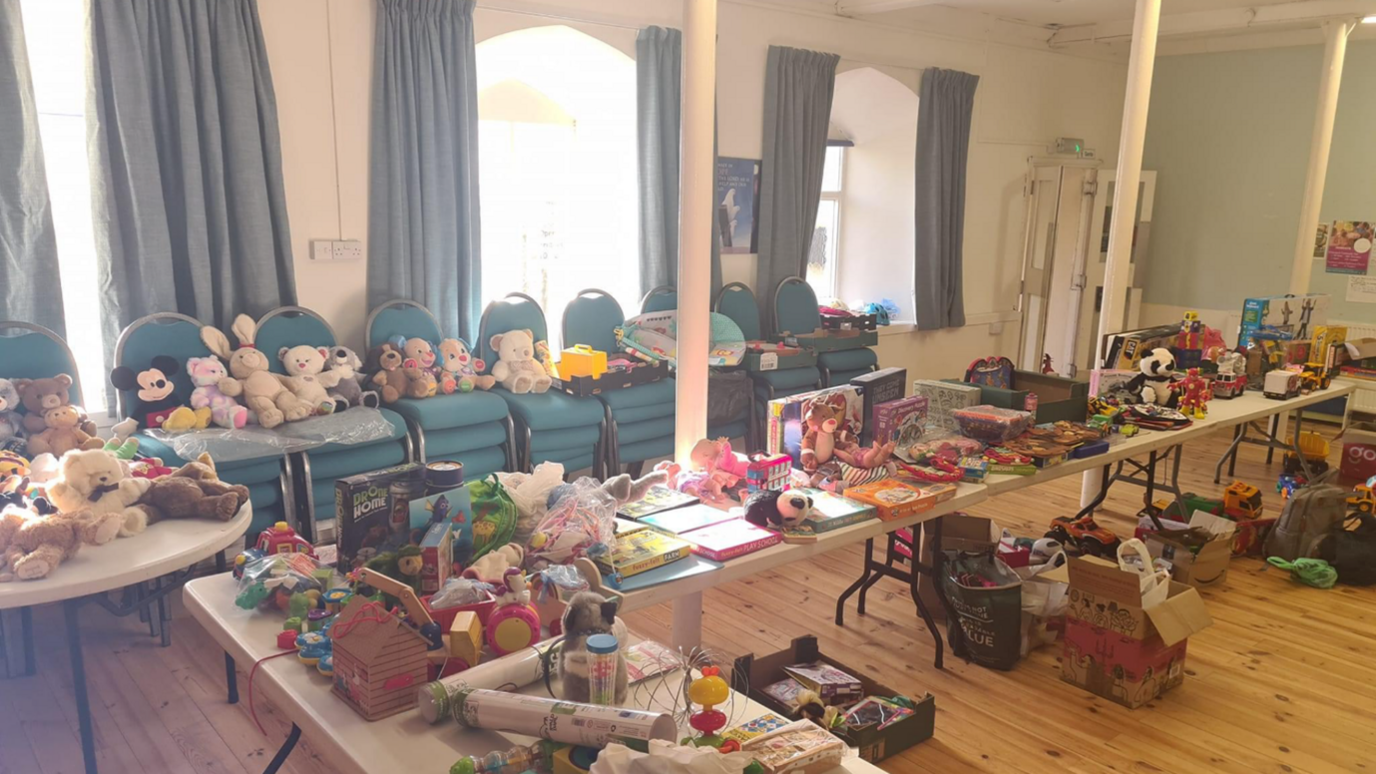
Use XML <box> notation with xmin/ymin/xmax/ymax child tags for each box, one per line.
<box><xmin>19</xmin><ymin>0</ymin><xmax>106</xmax><ymax>412</ymax></box>
<box><xmin>476</xmin><ymin>26</ymin><xmax>638</xmax><ymax>348</ymax></box>
<box><xmin>808</xmin><ymin>146</ymin><xmax>844</xmax><ymax>300</ymax></box>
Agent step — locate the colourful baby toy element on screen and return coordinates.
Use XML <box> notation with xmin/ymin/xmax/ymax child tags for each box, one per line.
<box><xmin>485</xmin><ymin>568</ymin><xmax>541</xmax><ymax>656</ymax></box>
<box><xmin>684</xmin><ymin>666</ymin><xmax>733</xmax><ymax>749</ymax></box>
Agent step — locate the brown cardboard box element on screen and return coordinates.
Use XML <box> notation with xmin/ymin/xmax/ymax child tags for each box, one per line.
<box><xmin>1144</xmin><ymin>511</ymin><xmax>1236</xmax><ymax>587</ymax></box>
<box><xmin>915</xmin><ymin>514</ymin><xmax>998</xmax><ymax>622</ymax></box>
<box><xmin>733</xmin><ymin>636</ymin><xmax>934</xmax><ymax>763</ymax></box>
<box><xmin>1047</xmin><ymin>556</ymin><xmax>1213</xmax><ymax>708</ymax></box>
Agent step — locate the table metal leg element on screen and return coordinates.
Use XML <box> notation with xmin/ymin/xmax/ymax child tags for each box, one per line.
<box><xmin>156</xmin><ymin>577</ymin><xmax>172</xmax><ymax>648</ymax></box>
<box><xmin>63</xmin><ymin>599</ymin><xmax>97</xmax><ymax>774</ymax></box>
<box><xmin>855</xmin><ymin>539</ymin><xmax>890</xmax><ymax>616</ymax></box>
<box><xmin>671</xmin><ymin>592</ymin><xmax>703</xmax><ymax>651</ymax></box>
<box><xmin>20</xmin><ymin>606</ymin><xmax>34</xmax><ymax>677</ymax></box>
<box><xmin>1266</xmin><ymin>415</ymin><xmax>1278</xmax><ymax>465</ymax></box>
<box><xmin>263</xmin><ymin>723</ymin><xmax>301</xmax><ymax>774</ymax></box>
<box><xmin>907</xmin><ymin>549</ymin><xmax>943</xmax><ymax>670</ymax></box>
<box><xmin>215</xmin><ymin>551</ymin><xmax>227</xmax><ymax>574</ymax></box>
<box><xmin>225</xmin><ymin>653</ymin><xmax>239</xmax><ymax>704</ymax></box>
<box><xmin>834</xmin><ymin>539</ymin><xmax>874</xmax><ymax>626</ymax></box>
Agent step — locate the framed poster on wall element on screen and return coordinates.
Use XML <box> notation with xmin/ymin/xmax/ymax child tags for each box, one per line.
<box><xmin>716</xmin><ymin>157</ymin><xmax>760</xmax><ymax>254</ymax></box>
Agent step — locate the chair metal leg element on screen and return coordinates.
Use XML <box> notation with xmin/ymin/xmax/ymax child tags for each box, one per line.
<box><xmin>502</xmin><ymin>415</ymin><xmax>518</xmax><ymax>472</ymax></box>
<box><xmin>820</xmin><ymin>365</ymin><xmax>832</xmax><ymax>387</ymax></box>
<box><xmin>226</xmin><ymin>652</ymin><xmax>239</xmax><ymax>704</ymax></box>
<box><xmin>522</xmin><ymin>425</ymin><xmax>534</xmax><ymax>473</ymax></box>
<box><xmin>407</xmin><ymin>419</ymin><xmax>427</xmax><ymax>463</ymax></box>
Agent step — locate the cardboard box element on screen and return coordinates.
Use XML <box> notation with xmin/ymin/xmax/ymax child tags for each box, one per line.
<box><xmin>335</xmin><ymin>463</ymin><xmax>424</xmax><ymax>570</ymax></box>
<box><xmin>915</xmin><ymin>514</ymin><xmax>998</xmax><ymax>623</ymax></box>
<box><xmin>1340</xmin><ymin>421</ymin><xmax>1376</xmax><ymax>482</ymax></box>
<box><xmin>733</xmin><ymin>636</ymin><xmax>935</xmax><ymax>763</ymax></box>
<box><xmin>745</xmin><ymin>346</ymin><xmax>818</xmax><ymax>372</ymax></box>
<box><xmin>1143</xmin><ymin>511</ymin><xmax>1236</xmax><ymax>586</ymax></box>
<box><xmin>873</xmin><ymin>396</ymin><xmax>928</xmax><ymax>448</ymax></box>
<box><xmin>1238</xmin><ymin>293</ymin><xmax>1330</xmax><ymax>348</ymax></box>
<box><xmin>911</xmin><ymin>380</ymin><xmax>981</xmax><ymax>433</ymax></box>
<box><xmin>417</xmin><ymin>521</ymin><xmax>452</xmax><ymax>594</ymax></box>
<box><xmin>1051</xmin><ymin>556</ymin><xmax>1213</xmax><ymax>708</ymax></box>
<box><xmin>765</xmin><ymin>386</ymin><xmax>864</xmax><ymax>461</ymax></box>
<box><xmin>850</xmin><ymin>368</ymin><xmax>907</xmax><ymax>446</ymax></box>
<box><xmin>843</xmin><ymin>479</ymin><xmax>934</xmax><ymax>521</ymax></box>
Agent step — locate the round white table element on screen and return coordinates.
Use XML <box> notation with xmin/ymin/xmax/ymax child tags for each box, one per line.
<box><xmin>0</xmin><ymin>505</ymin><xmax>251</xmax><ymax>774</ymax></box>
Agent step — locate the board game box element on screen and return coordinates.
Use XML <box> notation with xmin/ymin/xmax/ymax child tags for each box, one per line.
<box><xmin>844</xmin><ymin>479</ymin><xmax>937</xmax><ymax>521</ymax></box>
<box><xmin>683</xmin><ymin>519</ymin><xmax>781</xmax><ymax>561</ymax></box>
<box><xmin>873</xmin><ymin>395</ymin><xmax>928</xmax><ymax>448</ymax></box>
<box><xmin>850</xmin><ymin>368</ymin><xmax>907</xmax><ymax>446</ymax></box>
<box><xmin>335</xmin><ymin>462</ymin><xmax>423</xmax><ymax>569</ymax></box>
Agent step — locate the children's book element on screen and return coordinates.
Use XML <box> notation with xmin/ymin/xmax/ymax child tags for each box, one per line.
<box><xmin>617</xmin><ymin>485</ymin><xmax>700</xmax><ymax>520</ymax></box>
<box><xmin>600</xmin><ymin>529</ymin><xmax>693</xmax><ymax>578</ymax></box>
<box><xmin>624</xmin><ymin>640</ymin><xmax>678</xmax><ymax>683</ymax></box>
<box><xmin>781</xmin><ymin>488</ymin><xmax>875</xmax><ymax>542</ymax></box>
<box><xmin>640</xmin><ymin>503</ymin><xmax>738</xmax><ymax>535</ymax></box>
<box><xmin>682</xmin><ymin>519</ymin><xmax>781</xmax><ymax>561</ymax></box>
<box><xmin>782</xmin><ymin>662</ymin><xmax>863</xmax><ymax>702</ymax></box>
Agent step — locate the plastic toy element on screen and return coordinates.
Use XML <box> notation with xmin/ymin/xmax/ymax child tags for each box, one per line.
<box><xmin>1348</xmin><ymin>485</ymin><xmax>1375</xmax><ymax>514</ymax></box>
<box><xmin>685</xmin><ymin>666</ymin><xmax>732</xmax><ymax>748</ymax></box>
<box><xmin>296</xmin><ymin>628</ymin><xmax>333</xmax><ymax>667</ymax></box>
<box><xmin>1263</xmin><ymin>370</ymin><xmax>1301</xmax><ymax>400</ymax></box>
<box><xmin>486</xmin><ymin>568</ymin><xmax>541</xmax><ymax>656</ymax></box>
<box><xmin>1223</xmin><ymin>481</ymin><xmax>1263</xmax><ymax>520</ymax></box>
<box><xmin>255</xmin><ymin>521</ymin><xmax>315</xmax><ymax>557</ymax></box>
<box><xmin>558</xmin><ymin>345</ymin><xmax>608</xmax><ymax>380</ymax></box>
<box><xmin>232</xmin><ymin>548</ymin><xmax>266</xmax><ymax>579</ymax></box>
<box><xmin>1045</xmin><ymin>515</ymin><xmax>1120</xmax><ymax>557</ymax></box>
<box><xmin>746</xmin><ymin>453</ymin><xmax>791</xmax><ymax>493</ymax></box>
<box><xmin>1210</xmin><ymin>372</ymin><xmax>1246</xmax><ymax>399</ymax></box>
<box><xmin>322</xmin><ymin>587</ymin><xmax>353</xmax><ymax>612</ymax></box>
<box><xmin>1173</xmin><ymin>368</ymin><xmax>1211</xmax><ymax>419</ymax></box>
<box><xmin>1282</xmin><ymin>432</ymin><xmax>1330</xmax><ymax>478</ymax></box>
<box><xmin>450</xmin><ymin>742</ymin><xmax>558</xmax><ymax>774</ymax></box>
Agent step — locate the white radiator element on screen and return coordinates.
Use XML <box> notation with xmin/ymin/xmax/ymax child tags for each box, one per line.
<box><xmin>1336</xmin><ymin>319</ymin><xmax>1376</xmax><ymax>416</ymax></box>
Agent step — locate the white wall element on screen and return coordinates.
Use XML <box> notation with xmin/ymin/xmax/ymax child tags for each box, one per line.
<box><xmin>258</xmin><ymin>0</ymin><xmax>1127</xmax><ymax>380</ymax></box>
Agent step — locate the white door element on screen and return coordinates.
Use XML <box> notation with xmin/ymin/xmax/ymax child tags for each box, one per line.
<box><xmin>1076</xmin><ymin>171</ymin><xmax>1157</xmax><ymax>371</ymax></box>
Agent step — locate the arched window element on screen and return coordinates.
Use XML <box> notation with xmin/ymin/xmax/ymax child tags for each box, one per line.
<box><xmin>476</xmin><ymin>26</ymin><xmax>637</xmax><ymax>344</ymax></box>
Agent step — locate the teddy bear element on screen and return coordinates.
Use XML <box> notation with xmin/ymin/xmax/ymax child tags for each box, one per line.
<box><xmin>800</xmin><ymin>402</ymin><xmax>840</xmax><ymax>472</ymax></box>
<box><xmin>186</xmin><ymin>356</ymin><xmax>249</xmax><ymax>429</ymax></box>
<box><xmin>0</xmin><ymin>379</ymin><xmax>25</xmax><ymax>454</ymax></box>
<box><xmin>489</xmin><ymin>329</ymin><xmax>551</xmax><ymax>394</ymax></box>
<box><xmin>277</xmin><ymin>345</ymin><xmax>338</xmax><ymax>415</ymax></box>
<box><xmin>201</xmin><ymin>315</ymin><xmax>313</xmax><ymax>429</ymax></box>
<box><xmin>322</xmin><ymin>346</ymin><xmax>379</xmax><ymax>408</ymax></box>
<box><xmin>0</xmin><ymin>506</ymin><xmax>124</xmax><ymax>581</ymax></box>
<box><xmin>439</xmin><ymin>338</ymin><xmax>496</xmax><ymax>393</ymax></box>
<box><xmin>138</xmin><ymin>458</ymin><xmax>250</xmax><ymax>522</ymax></box>
<box><xmin>366</xmin><ymin>343</ymin><xmax>431</xmax><ymax>403</ymax></box>
<box><xmin>16</xmin><ymin>374</ymin><xmax>97</xmax><ymax>437</ymax></box>
<box><xmin>27</xmin><ymin>406</ymin><xmax>105</xmax><ymax>458</ymax></box>
<box><xmin>389</xmin><ymin>337</ymin><xmax>443</xmax><ymax>396</ymax></box>
<box><xmin>47</xmin><ymin>448</ymin><xmax>156</xmax><ymax>537</ymax></box>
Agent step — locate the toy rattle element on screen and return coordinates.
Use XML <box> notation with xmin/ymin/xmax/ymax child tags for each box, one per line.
<box><xmin>486</xmin><ymin>568</ymin><xmax>541</xmax><ymax>656</ymax></box>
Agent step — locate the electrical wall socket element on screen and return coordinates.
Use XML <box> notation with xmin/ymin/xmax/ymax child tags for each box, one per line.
<box><xmin>309</xmin><ymin>239</ymin><xmax>363</xmax><ymax>262</ymax></box>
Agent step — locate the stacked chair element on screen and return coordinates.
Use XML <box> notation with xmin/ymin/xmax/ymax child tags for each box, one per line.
<box><xmin>114</xmin><ymin>313</ymin><xmax>294</xmax><ymax>537</ymax></box>
<box><xmin>478</xmin><ymin>293</ymin><xmax>607</xmax><ymax>475</ymax></box>
<box><xmin>0</xmin><ymin>322</ymin><xmax>85</xmax><ymax>399</ymax></box>
<box><xmin>640</xmin><ymin>286</ymin><xmax>678</xmax><ymax>314</ymax></box>
<box><xmin>715</xmin><ymin>282</ymin><xmax>821</xmax><ymax>443</ymax></box>
<box><xmin>773</xmin><ymin>276</ymin><xmax>878</xmax><ymax>386</ymax></box>
<box><xmin>255</xmin><ymin>306</ymin><xmax>413</xmax><ymax>539</ymax></box>
<box><xmin>364</xmin><ymin>300</ymin><xmax>516</xmax><ymax>478</ymax></box>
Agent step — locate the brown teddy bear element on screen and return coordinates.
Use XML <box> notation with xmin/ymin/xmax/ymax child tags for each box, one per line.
<box><xmin>138</xmin><ymin>457</ymin><xmax>250</xmax><ymax>522</ymax></box>
<box><xmin>27</xmin><ymin>405</ymin><xmax>105</xmax><ymax>458</ymax></box>
<box><xmin>0</xmin><ymin>506</ymin><xmax>124</xmax><ymax>581</ymax></box>
<box><xmin>16</xmin><ymin>374</ymin><xmax>97</xmax><ymax>436</ymax></box>
<box><xmin>47</xmin><ymin>449</ymin><xmax>155</xmax><ymax>536</ymax></box>
<box><xmin>367</xmin><ymin>343</ymin><xmax>430</xmax><ymax>403</ymax></box>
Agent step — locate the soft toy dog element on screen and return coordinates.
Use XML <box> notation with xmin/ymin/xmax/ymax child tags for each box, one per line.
<box><xmin>366</xmin><ymin>343</ymin><xmax>430</xmax><ymax>403</ymax></box>
<box><xmin>489</xmin><ymin>329</ymin><xmax>551</xmax><ymax>394</ymax></box>
<box><xmin>16</xmin><ymin>375</ymin><xmax>97</xmax><ymax>437</ymax></box>
<box><xmin>47</xmin><ymin>448</ymin><xmax>156</xmax><ymax>536</ymax></box>
<box><xmin>389</xmin><ymin>336</ymin><xmax>442</xmax><ymax>396</ymax></box>
<box><xmin>439</xmin><ymin>338</ymin><xmax>496</xmax><ymax>393</ymax></box>
<box><xmin>27</xmin><ymin>406</ymin><xmax>104</xmax><ymax>458</ymax></box>
<box><xmin>0</xmin><ymin>379</ymin><xmax>25</xmax><ymax>453</ymax></box>
<box><xmin>201</xmin><ymin>315</ymin><xmax>313</xmax><ymax>429</ymax></box>
<box><xmin>187</xmin><ymin>356</ymin><xmax>249</xmax><ymax>429</ymax></box>
<box><xmin>277</xmin><ymin>345</ymin><xmax>338</xmax><ymax>415</ymax></box>
<box><xmin>138</xmin><ymin>458</ymin><xmax>250</xmax><ymax>522</ymax></box>
<box><xmin>1126</xmin><ymin>347</ymin><xmax>1178</xmax><ymax>406</ymax></box>
<box><xmin>322</xmin><ymin>346</ymin><xmax>379</xmax><ymax>408</ymax></box>
<box><xmin>0</xmin><ymin>506</ymin><xmax>124</xmax><ymax>581</ymax></box>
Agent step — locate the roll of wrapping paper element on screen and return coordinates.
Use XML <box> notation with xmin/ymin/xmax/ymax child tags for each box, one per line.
<box><xmin>452</xmin><ymin>688</ymin><xmax>677</xmax><ymax>748</ymax></box>
<box><xmin>418</xmin><ymin>638</ymin><xmax>560</xmax><ymax>724</ymax></box>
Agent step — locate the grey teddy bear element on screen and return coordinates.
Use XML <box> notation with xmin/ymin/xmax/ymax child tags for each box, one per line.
<box><xmin>560</xmin><ymin>591</ymin><xmax>628</xmax><ymax>704</ymax></box>
<box><xmin>0</xmin><ymin>379</ymin><xmax>26</xmax><ymax>453</ymax></box>
<box><xmin>322</xmin><ymin>346</ymin><xmax>380</xmax><ymax>409</ymax></box>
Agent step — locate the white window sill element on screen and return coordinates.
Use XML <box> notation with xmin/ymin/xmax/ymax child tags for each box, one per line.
<box><xmin>877</xmin><ymin>310</ymin><xmax>1019</xmax><ymax>336</ymax></box>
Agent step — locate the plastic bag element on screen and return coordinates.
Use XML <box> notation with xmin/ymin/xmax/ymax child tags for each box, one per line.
<box><xmin>147</xmin><ymin>407</ymin><xmax>396</xmax><ymax>463</ymax></box>
<box><xmin>429</xmin><ymin>577</ymin><xmax>495</xmax><ymax>610</ymax></box>
<box><xmin>1017</xmin><ymin>551</ymin><xmax>1069</xmax><ymax>656</ymax></box>
<box><xmin>496</xmin><ymin>462</ymin><xmax>566</xmax><ymax>544</ymax></box>
<box><xmin>234</xmin><ymin>553</ymin><xmax>323</xmax><ymax>612</ymax></box>
<box><xmin>526</xmin><ymin>477</ymin><xmax>616</xmax><ymax>569</ymax></box>
<box><xmin>1118</xmin><ymin>538</ymin><xmax>1170</xmax><ymax>609</ymax></box>
<box><xmin>466</xmin><ymin>475</ymin><xmax>519</xmax><ymax>563</ymax></box>
<box><xmin>941</xmin><ymin>550</ymin><xmax>1024</xmax><ymax>670</ymax></box>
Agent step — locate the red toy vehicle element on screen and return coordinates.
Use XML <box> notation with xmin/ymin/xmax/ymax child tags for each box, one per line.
<box><xmin>1045</xmin><ymin>515</ymin><xmax>1121</xmax><ymax>557</ymax></box>
<box><xmin>1210</xmin><ymin>372</ymin><xmax>1245</xmax><ymax>399</ymax></box>
<box><xmin>256</xmin><ymin>520</ymin><xmax>315</xmax><ymax>557</ymax></box>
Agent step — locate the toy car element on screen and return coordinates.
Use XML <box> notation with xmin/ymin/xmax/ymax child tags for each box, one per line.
<box><xmin>1045</xmin><ymin>515</ymin><xmax>1121</xmax><ymax>557</ymax></box>
<box><xmin>256</xmin><ymin>521</ymin><xmax>315</xmax><ymax>557</ymax></box>
<box><xmin>232</xmin><ymin>547</ymin><xmax>266</xmax><ymax>579</ymax></box>
<box><xmin>1277</xmin><ymin>475</ymin><xmax>1305</xmax><ymax>501</ymax></box>
<box><xmin>1282</xmin><ymin>431</ymin><xmax>1330</xmax><ymax>477</ymax></box>
<box><xmin>1210</xmin><ymin>373</ymin><xmax>1246</xmax><ymax>399</ymax></box>
<box><xmin>1348</xmin><ymin>484</ymin><xmax>1375</xmax><ymax>514</ymax></box>
<box><xmin>1223</xmin><ymin>481</ymin><xmax>1263</xmax><ymax>520</ymax></box>
<box><xmin>1263</xmin><ymin>370</ymin><xmax>1301</xmax><ymax>400</ymax></box>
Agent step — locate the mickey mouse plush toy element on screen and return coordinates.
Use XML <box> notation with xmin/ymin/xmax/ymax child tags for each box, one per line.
<box><xmin>1126</xmin><ymin>347</ymin><xmax>1178</xmax><ymax>407</ymax></box>
<box><xmin>111</xmin><ymin>356</ymin><xmax>185</xmax><ymax>428</ymax></box>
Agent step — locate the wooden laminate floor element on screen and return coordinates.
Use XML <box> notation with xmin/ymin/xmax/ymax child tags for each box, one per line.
<box><xmin>3</xmin><ymin>421</ymin><xmax>1374</xmax><ymax>774</ymax></box>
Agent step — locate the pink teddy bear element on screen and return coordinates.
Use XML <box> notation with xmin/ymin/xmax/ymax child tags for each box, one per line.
<box><xmin>187</xmin><ymin>356</ymin><xmax>249</xmax><ymax>429</ymax></box>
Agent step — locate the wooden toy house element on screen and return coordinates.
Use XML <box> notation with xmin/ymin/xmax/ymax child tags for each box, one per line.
<box><xmin>330</xmin><ymin>594</ymin><xmax>430</xmax><ymax>720</ymax></box>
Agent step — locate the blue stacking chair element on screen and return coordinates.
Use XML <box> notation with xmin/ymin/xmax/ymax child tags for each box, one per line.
<box><xmin>114</xmin><ymin>313</ymin><xmax>293</xmax><ymax>536</ymax></box>
<box><xmin>774</xmin><ymin>276</ymin><xmax>878</xmax><ymax>386</ymax></box>
<box><xmin>255</xmin><ymin>306</ymin><xmax>413</xmax><ymax>539</ymax></box>
<box><xmin>562</xmin><ymin>289</ymin><xmax>675</xmax><ymax>473</ymax></box>
<box><xmin>0</xmin><ymin>321</ymin><xmax>85</xmax><ymax>404</ymax></box>
<box><xmin>364</xmin><ymin>300</ymin><xmax>515</xmax><ymax>478</ymax></box>
<box><xmin>479</xmin><ymin>293</ymin><xmax>606</xmax><ymax>475</ymax></box>
<box><xmin>640</xmin><ymin>285</ymin><xmax>678</xmax><ymax>314</ymax></box>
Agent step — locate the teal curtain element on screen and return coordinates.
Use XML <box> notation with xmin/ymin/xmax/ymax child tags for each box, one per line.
<box><xmin>914</xmin><ymin>68</ymin><xmax>978</xmax><ymax>330</ymax></box>
<box><xmin>368</xmin><ymin>0</ymin><xmax>481</xmax><ymax>342</ymax></box>
<box><xmin>87</xmin><ymin>0</ymin><xmax>296</xmax><ymax>393</ymax></box>
<box><xmin>755</xmin><ymin>45</ymin><xmax>838</xmax><ymax>336</ymax></box>
<box><xmin>0</xmin><ymin>0</ymin><xmax>64</xmax><ymax>335</ymax></box>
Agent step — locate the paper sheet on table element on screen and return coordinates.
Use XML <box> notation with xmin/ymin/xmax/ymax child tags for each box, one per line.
<box><xmin>591</xmin><ymin>741</ymin><xmax>758</xmax><ymax>774</ymax></box>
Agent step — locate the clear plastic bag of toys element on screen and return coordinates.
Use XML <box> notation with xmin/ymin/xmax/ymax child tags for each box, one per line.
<box><xmin>525</xmin><ymin>477</ymin><xmax>616</xmax><ymax>569</ymax></box>
<box><xmin>234</xmin><ymin>552</ymin><xmax>324</xmax><ymax>612</ymax></box>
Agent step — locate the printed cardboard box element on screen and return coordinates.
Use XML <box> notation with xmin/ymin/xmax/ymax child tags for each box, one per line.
<box><xmin>1238</xmin><ymin>293</ymin><xmax>1330</xmax><ymax>348</ymax></box>
<box><xmin>1340</xmin><ymin>421</ymin><xmax>1376</xmax><ymax>483</ymax></box>
<box><xmin>1048</xmin><ymin>555</ymin><xmax>1213</xmax><ymax>708</ymax></box>
<box><xmin>850</xmin><ymin>368</ymin><xmax>907</xmax><ymax>446</ymax></box>
<box><xmin>765</xmin><ymin>386</ymin><xmax>864</xmax><ymax>462</ymax></box>
<box><xmin>911</xmin><ymin>380</ymin><xmax>980</xmax><ymax>433</ymax></box>
<box><xmin>1143</xmin><ymin>510</ymin><xmax>1236</xmax><ymax>587</ymax></box>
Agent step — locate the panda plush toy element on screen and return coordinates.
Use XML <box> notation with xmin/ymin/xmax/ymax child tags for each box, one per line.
<box><xmin>1126</xmin><ymin>347</ymin><xmax>1178</xmax><ymax>407</ymax></box>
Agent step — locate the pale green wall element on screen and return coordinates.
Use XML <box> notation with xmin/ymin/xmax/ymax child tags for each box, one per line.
<box><xmin>1141</xmin><ymin>41</ymin><xmax>1376</xmax><ymax>322</ymax></box>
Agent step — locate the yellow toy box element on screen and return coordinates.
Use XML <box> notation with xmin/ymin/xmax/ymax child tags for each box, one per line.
<box><xmin>558</xmin><ymin>345</ymin><xmax>608</xmax><ymax>380</ymax></box>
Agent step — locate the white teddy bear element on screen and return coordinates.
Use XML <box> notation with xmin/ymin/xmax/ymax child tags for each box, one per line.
<box><xmin>489</xmin><ymin>329</ymin><xmax>552</xmax><ymax>394</ymax></box>
<box><xmin>46</xmin><ymin>449</ymin><xmax>155</xmax><ymax>537</ymax></box>
<box><xmin>278</xmin><ymin>345</ymin><xmax>340</xmax><ymax>415</ymax></box>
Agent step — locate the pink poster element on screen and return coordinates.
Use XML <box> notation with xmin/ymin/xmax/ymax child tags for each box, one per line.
<box><xmin>1325</xmin><ymin>220</ymin><xmax>1373</xmax><ymax>275</ymax></box>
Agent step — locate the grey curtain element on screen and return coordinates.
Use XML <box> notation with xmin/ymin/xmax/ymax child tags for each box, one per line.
<box><xmin>635</xmin><ymin>25</ymin><xmax>721</xmax><ymax>300</ymax></box>
<box><xmin>0</xmin><ymin>0</ymin><xmax>64</xmax><ymax>335</ymax></box>
<box><xmin>914</xmin><ymin>67</ymin><xmax>978</xmax><ymax>330</ymax></box>
<box><xmin>88</xmin><ymin>0</ymin><xmax>296</xmax><ymax>362</ymax></box>
<box><xmin>369</xmin><ymin>0</ymin><xmax>481</xmax><ymax>342</ymax></box>
<box><xmin>755</xmin><ymin>45</ymin><xmax>838</xmax><ymax>336</ymax></box>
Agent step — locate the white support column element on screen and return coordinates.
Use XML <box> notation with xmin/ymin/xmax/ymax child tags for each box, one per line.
<box><xmin>1083</xmin><ymin>0</ymin><xmax>1162</xmax><ymax>508</ymax></box>
<box><xmin>674</xmin><ymin>0</ymin><xmax>717</xmax><ymax>465</ymax></box>
<box><xmin>1290</xmin><ymin>19</ymin><xmax>1353</xmax><ymax>295</ymax></box>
